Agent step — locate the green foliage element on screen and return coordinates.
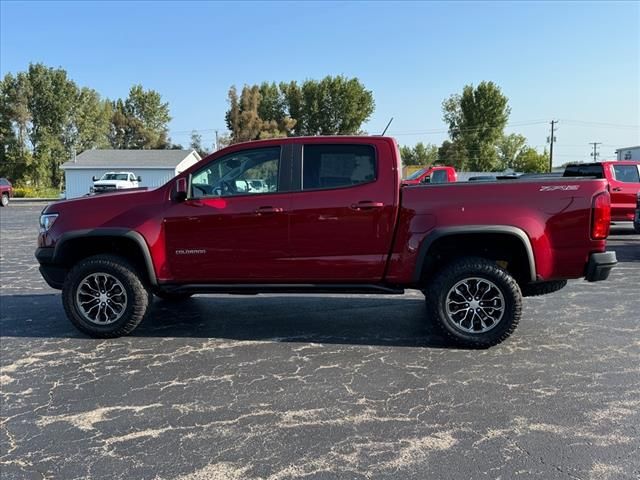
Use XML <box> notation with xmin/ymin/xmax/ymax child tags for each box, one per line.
<box><xmin>496</xmin><ymin>133</ymin><xmax>527</xmax><ymax>171</ymax></box>
<box><xmin>225</xmin><ymin>76</ymin><xmax>374</xmax><ymax>143</ymax></box>
<box><xmin>437</xmin><ymin>140</ymin><xmax>469</xmax><ymax>170</ymax></box>
<box><xmin>108</xmin><ymin>85</ymin><xmax>171</xmax><ymax>149</ymax></box>
<box><xmin>442</xmin><ymin>81</ymin><xmax>510</xmax><ymax>171</ymax></box>
<box><xmin>1</xmin><ymin>63</ymin><xmax>151</xmax><ymax>188</ymax></box>
<box><xmin>12</xmin><ymin>185</ymin><xmax>60</xmax><ymax>198</ymax></box>
<box><xmin>514</xmin><ymin>147</ymin><xmax>549</xmax><ymax>173</ymax></box>
<box><xmin>400</xmin><ymin>142</ymin><xmax>438</xmax><ymax>166</ymax></box>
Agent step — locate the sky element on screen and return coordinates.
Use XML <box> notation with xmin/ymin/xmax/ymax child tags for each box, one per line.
<box><xmin>1</xmin><ymin>0</ymin><xmax>638</xmax><ymax>166</ymax></box>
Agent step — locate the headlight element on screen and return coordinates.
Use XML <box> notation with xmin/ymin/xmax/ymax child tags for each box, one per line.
<box><xmin>39</xmin><ymin>213</ymin><xmax>59</xmax><ymax>232</ymax></box>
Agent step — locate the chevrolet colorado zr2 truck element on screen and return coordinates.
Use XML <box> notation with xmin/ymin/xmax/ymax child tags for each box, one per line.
<box><xmin>36</xmin><ymin>136</ymin><xmax>617</xmax><ymax>347</ymax></box>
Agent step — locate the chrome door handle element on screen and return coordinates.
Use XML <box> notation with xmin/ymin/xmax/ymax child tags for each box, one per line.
<box><xmin>350</xmin><ymin>201</ymin><xmax>384</xmax><ymax>210</ymax></box>
<box><xmin>255</xmin><ymin>206</ymin><xmax>284</xmax><ymax>214</ymax></box>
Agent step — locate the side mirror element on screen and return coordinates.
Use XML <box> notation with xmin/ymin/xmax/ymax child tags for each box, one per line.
<box><xmin>92</xmin><ymin>176</ymin><xmax>98</xmax><ymax>182</ymax></box>
<box><xmin>173</xmin><ymin>177</ymin><xmax>187</xmax><ymax>202</ymax></box>
<box><xmin>137</xmin><ymin>176</ymin><xmax>142</xmax><ymax>182</ymax></box>
<box><xmin>422</xmin><ymin>176</ymin><xmax>431</xmax><ymax>184</ymax></box>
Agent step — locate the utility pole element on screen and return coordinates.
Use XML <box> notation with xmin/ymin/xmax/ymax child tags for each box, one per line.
<box><xmin>548</xmin><ymin>120</ymin><xmax>557</xmax><ymax>172</ymax></box>
<box><xmin>215</xmin><ymin>130</ymin><xmax>219</xmax><ymax>151</ymax></box>
<box><xmin>589</xmin><ymin>142</ymin><xmax>602</xmax><ymax>162</ymax></box>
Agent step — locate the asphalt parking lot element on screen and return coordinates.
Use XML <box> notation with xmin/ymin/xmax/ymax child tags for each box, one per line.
<box><xmin>1</xmin><ymin>204</ymin><xmax>639</xmax><ymax>480</ymax></box>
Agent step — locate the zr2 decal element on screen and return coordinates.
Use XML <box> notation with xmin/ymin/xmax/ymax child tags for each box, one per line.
<box><xmin>539</xmin><ymin>185</ymin><xmax>580</xmax><ymax>192</ymax></box>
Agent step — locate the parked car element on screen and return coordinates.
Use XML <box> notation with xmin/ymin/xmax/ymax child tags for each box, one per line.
<box><xmin>91</xmin><ymin>172</ymin><xmax>141</xmax><ymax>194</ymax></box>
<box><xmin>0</xmin><ymin>178</ymin><xmax>13</xmax><ymax>207</ymax></box>
<box><xmin>402</xmin><ymin>166</ymin><xmax>457</xmax><ymax>185</ymax></box>
<box><xmin>36</xmin><ymin>136</ymin><xmax>616</xmax><ymax>347</ymax></box>
<box><xmin>563</xmin><ymin>161</ymin><xmax>640</xmax><ymax>225</ymax></box>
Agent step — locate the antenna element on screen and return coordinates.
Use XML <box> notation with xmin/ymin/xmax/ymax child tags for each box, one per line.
<box><xmin>381</xmin><ymin>117</ymin><xmax>394</xmax><ymax>136</ymax></box>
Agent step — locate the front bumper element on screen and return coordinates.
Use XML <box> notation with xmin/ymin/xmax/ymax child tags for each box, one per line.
<box><xmin>585</xmin><ymin>251</ymin><xmax>617</xmax><ymax>282</ymax></box>
<box><xmin>35</xmin><ymin>247</ymin><xmax>66</xmax><ymax>290</ymax></box>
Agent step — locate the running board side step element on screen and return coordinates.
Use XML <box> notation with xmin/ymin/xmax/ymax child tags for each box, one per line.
<box><xmin>158</xmin><ymin>283</ymin><xmax>405</xmax><ymax>295</ymax></box>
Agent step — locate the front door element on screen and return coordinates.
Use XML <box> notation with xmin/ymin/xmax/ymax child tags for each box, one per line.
<box><xmin>164</xmin><ymin>146</ymin><xmax>291</xmax><ymax>282</ymax></box>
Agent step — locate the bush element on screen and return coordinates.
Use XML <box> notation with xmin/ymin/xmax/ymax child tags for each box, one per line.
<box><xmin>12</xmin><ymin>186</ymin><xmax>60</xmax><ymax>198</ymax></box>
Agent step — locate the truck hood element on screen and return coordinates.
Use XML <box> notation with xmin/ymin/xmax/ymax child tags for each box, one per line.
<box><xmin>42</xmin><ymin>186</ymin><xmax>166</xmax><ymax>239</ymax></box>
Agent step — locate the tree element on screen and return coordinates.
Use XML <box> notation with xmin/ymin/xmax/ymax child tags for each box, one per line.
<box><xmin>66</xmin><ymin>87</ymin><xmax>112</xmax><ymax>152</ymax></box>
<box><xmin>438</xmin><ymin>140</ymin><xmax>468</xmax><ymax>170</ymax></box>
<box><xmin>224</xmin><ymin>76</ymin><xmax>374</xmax><ymax>142</ymax></box>
<box><xmin>442</xmin><ymin>81</ymin><xmax>510</xmax><ymax>171</ymax></box>
<box><xmin>514</xmin><ymin>147</ymin><xmax>549</xmax><ymax>173</ymax></box>
<box><xmin>190</xmin><ymin>130</ymin><xmax>209</xmax><ymax>157</ymax></box>
<box><xmin>400</xmin><ymin>142</ymin><xmax>438</xmax><ymax>166</ymax></box>
<box><xmin>293</xmin><ymin>76</ymin><xmax>374</xmax><ymax>135</ymax></box>
<box><xmin>496</xmin><ymin>133</ymin><xmax>527</xmax><ymax>171</ymax></box>
<box><xmin>109</xmin><ymin>85</ymin><xmax>171</xmax><ymax>149</ymax></box>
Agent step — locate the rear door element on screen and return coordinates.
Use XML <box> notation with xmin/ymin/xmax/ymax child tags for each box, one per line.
<box><xmin>287</xmin><ymin>141</ymin><xmax>398</xmax><ymax>281</ymax></box>
<box><xmin>609</xmin><ymin>163</ymin><xmax>640</xmax><ymax>221</ymax></box>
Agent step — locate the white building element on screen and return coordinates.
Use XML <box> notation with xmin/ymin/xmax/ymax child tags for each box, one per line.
<box><xmin>61</xmin><ymin>149</ymin><xmax>202</xmax><ymax>199</ymax></box>
<box><xmin>615</xmin><ymin>145</ymin><xmax>640</xmax><ymax>161</ymax></box>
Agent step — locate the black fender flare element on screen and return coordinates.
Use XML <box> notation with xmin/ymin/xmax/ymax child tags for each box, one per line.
<box><xmin>52</xmin><ymin>228</ymin><xmax>158</xmax><ymax>286</ymax></box>
<box><xmin>412</xmin><ymin>225</ymin><xmax>537</xmax><ymax>283</ymax></box>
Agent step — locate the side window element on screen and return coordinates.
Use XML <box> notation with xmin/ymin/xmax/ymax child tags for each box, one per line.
<box><xmin>431</xmin><ymin>170</ymin><xmax>448</xmax><ymax>184</ymax></box>
<box><xmin>191</xmin><ymin>147</ymin><xmax>280</xmax><ymax>198</ymax></box>
<box><xmin>302</xmin><ymin>144</ymin><xmax>376</xmax><ymax>190</ymax></box>
<box><xmin>129</xmin><ymin>174</ymin><xmax>135</xmax><ymax>182</ymax></box>
<box><xmin>612</xmin><ymin>165</ymin><xmax>640</xmax><ymax>183</ymax></box>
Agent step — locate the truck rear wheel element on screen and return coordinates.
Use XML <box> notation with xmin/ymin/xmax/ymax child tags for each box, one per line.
<box><xmin>62</xmin><ymin>255</ymin><xmax>150</xmax><ymax>338</ymax></box>
<box><xmin>425</xmin><ymin>257</ymin><xmax>522</xmax><ymax>348</ymax></box>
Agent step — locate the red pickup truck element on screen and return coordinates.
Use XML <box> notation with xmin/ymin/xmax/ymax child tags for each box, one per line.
<box><xmin>564</xmin><ymin>160</ymin><xmax>640</xmax><ymax>231</ymax></box>
<box><xmin>402</xmin><ymin>165</ymin><xmax>457</xmax><ymax>185</ymax></box>
<box><xmin>36</xmin><ymin>136</ymin><xmax>616</xmax><ymax>347</ymax></box>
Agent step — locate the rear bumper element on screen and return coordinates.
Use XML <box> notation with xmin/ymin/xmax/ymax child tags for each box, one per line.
<box><xmin>35</xmin><ymin>247</ymin><xmax>66</xmax><ymax>290</ymax></box>
<box><xmin>585</xmin><ymin>251</ymin><xmax>617</xmax><ymax>282</ymax></box>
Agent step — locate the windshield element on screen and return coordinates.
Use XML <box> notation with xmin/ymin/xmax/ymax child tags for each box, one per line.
<box><xmin>101</xmin><ymin>173</ymin><xmax>129</xmax><ymax>181</ymax></box>
<box><xmin>406</xmin><ymin>167</ymin><xmax>428</xmax><ymax>180</ymax></box>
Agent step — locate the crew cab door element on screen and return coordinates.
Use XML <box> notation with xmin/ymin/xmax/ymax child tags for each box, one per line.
<box><xmin>287</xmin><ymin>141</ymin><xmax>398</xmax><ymax>281</ymax></box>
<box><xmin>163</xmin><ymin>145</ymin><xmax>291</xmax><ymax>282</ymax></box>
<box><xmin>609</xmin><ymin>163</ymin><xmax>640</xmax><ymax>220</ymax></box>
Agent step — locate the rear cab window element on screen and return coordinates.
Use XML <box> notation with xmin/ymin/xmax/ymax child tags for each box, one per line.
<box><xmin>302</xmin><ymin>144</ymin><xmax>376</xmax><ymax>190</ymax></box>
<box><xmin>563</xmin><ymin>164</ymin><xmax>604</xmax><ymax>178</ymax></box>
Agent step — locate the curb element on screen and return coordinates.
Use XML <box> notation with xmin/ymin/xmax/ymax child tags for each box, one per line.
<box><xmin>11</xmin><ymin>198</ymin><xmax>60</xmax><ymax>203</ymax></box>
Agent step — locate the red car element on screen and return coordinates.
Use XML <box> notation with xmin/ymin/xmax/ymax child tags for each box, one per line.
<box><xmin>0</xmin><ymin>178</ymin><xmax>13</xmax><ymax>207</ymax></box>
<box><xmin>36</xmin><ymin>136</ymin><xmax>616</xmax><ymax>347</ymax></box>
<box><xmin>402</xmin><ymin>165</ymin><xmax>457</xmax><ymax>185</ymax></box>
<box><xmin>564</xmin><ymin>161</ymin><xmax>640</xmax><ymax>230</ymax></box>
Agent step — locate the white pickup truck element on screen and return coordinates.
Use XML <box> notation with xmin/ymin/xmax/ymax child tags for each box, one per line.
<box><xmin>91</xmin><ymin>172</ymin><xmax>141</xmax><ymax>194</ymax></box>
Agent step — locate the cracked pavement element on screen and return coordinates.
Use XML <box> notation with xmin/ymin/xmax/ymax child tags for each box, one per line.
<box><xmin>1</xmin><ymin>205</ymin><xmax>639</xmax><ymax>479</ymax></box>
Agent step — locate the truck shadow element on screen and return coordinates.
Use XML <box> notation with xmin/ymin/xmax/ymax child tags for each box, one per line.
<box><xmin>0</xmin><ymin>294</ymin><xmax>458</xmax><ymax>349</ymax></box>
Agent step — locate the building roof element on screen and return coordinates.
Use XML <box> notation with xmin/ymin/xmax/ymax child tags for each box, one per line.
<box><xmin>61</xmin><ymin>149</ymin><xmax>200</xmax><ymax>169</ymax></box>
<box><xmin>615</xmin><ymin>145</ymin><xmax>640</xmax><ymax>151</ymax></box>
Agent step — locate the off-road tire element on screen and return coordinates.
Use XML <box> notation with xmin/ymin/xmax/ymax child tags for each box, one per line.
<box><xmin>634</xmin><ymin>222</ymin><xmax>640</xmax><ymax>234</ymax></box>
<box><xmin>425</xmin><ymin>256</ymin><xmax>522</xmax><ymax>348</ymax></box>
<box><xmin>0</xmin><ymin>194</ymin><xmax>8</xmax><ymax>207</ymax></box>
<box><xmin>521</xmin><ymin>280</ymin><xmax>567</xmax><ymax>297</ymax></box>
<box><xmin>62</xmin><ymin>254</ymin><xmax>150</xmax><ymax>338</ymax></box>
<box><xmin>154</xmin><ymin>291</ymin><xmax>194</xmax><ymax>302</ymax></box>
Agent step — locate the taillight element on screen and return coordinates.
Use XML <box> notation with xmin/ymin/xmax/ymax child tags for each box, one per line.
<box><xmin>591</xmin><ymin>191</ymin><xmax>611</xmax><ymax>240</ymax></box>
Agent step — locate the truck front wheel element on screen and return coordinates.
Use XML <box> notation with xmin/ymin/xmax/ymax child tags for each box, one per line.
<box><xmin>425</xmin><ymin>257</ymin><xmax>522</xmax><ymax>348</ymax></box>
<box><xmin>62</xmin><ymin>255</ymin><xmax>151</xmax><ymax>338</ymax></box>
